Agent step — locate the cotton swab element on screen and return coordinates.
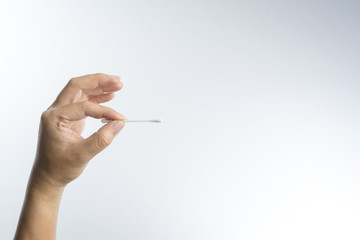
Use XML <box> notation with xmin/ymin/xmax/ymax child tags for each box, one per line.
<box><xmin>101</xmin><ymin>119</ymin><xmax>163</xmax><ymax>123</ymax></box>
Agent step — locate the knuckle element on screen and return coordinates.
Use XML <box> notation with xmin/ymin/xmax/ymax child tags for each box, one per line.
<box><xmin>81</xmin><ymin>100</ymin><xmax>90</xmax><ymax>112</ymax></box>
<box><xmin>68</xmin><ymin>77</ymin><xmax>78</xmax><ymax>87</ymax></box>
<box><xmin>94</xmin><ymin>73</ymin><xmax>106</xmax><ymax>78</ymax></box>
<box><xmin>40</xmin><ymin>109</ymin><xmax>52</xmax><ymax>123</ymax></box>
<box><xmin>96</xmin><ymin>132</ymin><xmax>113</xmax><ymax>149</ymax></box>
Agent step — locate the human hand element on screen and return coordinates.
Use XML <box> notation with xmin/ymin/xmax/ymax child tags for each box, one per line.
<box><xmin>31</xmin><ymin>73</ymin><xmax>126</xmax><ymax>189</ymax></box>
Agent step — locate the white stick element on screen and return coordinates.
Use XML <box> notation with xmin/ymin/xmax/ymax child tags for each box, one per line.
<box><xmin>101</xmin><ymin>119</ymin><xmax>162</xmax><ymax>123</ymax></box>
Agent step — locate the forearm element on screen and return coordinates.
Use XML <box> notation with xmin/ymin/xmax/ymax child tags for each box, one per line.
<box><xmin>14</xmin><ymin>168</ymin><xmax>65</xmax><ymax>240</ymax></box>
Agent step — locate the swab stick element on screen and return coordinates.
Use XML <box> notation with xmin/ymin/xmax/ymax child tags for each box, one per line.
<box><xmin>101</xmin><ymin>119</ymin><xmax>162</xmax><ymax>123</ymax></box>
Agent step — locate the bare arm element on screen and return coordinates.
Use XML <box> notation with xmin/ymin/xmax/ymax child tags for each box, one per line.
<box><xmin>14</xmin><ymin>73</ymin><xmax>126</xmax><ymax>240</ymax></box>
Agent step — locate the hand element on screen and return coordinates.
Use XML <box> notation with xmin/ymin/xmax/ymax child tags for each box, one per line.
<box><xmin>15</xmin><ymin>73</ymin><xmax>126</xmax><ymax>240</ymax></box>
<box><xmin>31</xmin><ymin>73</ymin><xmax>126</xmax><ymax>189</ymax></box>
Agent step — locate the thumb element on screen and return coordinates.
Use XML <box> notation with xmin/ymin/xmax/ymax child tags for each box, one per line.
<box><xmin>80</xmin><ymin>120</ymin><xmax>125</xmax><ymax>158</ymax></box>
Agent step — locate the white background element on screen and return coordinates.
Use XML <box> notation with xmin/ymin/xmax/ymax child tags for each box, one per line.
<box><xmin>1</xmin><ymin>0</ymin><xmax>360</xmax><ymax>239</ymax></box>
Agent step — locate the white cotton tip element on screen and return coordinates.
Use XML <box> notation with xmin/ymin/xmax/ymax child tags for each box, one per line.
<box><xmin>101</xmin><ymin>119</ymin><xmax>110</xmax><ymax>123</ymax></box>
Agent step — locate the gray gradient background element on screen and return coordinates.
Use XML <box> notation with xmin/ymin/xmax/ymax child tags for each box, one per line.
<box><xmin>1</xmin><ymin>0</ymin><xmax>360</xmax><ymax>239</ymax></box>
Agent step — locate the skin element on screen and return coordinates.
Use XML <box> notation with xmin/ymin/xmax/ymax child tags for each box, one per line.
<box><xmin>14</xmin><ymin>73</ymin><xmax>127</xmax><ymax>240</ymax></box>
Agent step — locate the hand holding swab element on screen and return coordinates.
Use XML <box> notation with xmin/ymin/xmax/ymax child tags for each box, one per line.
<box><xmin>101</xmin><ymin>119</ymin><xmax>163</xmax><ymax>123</ymax></box>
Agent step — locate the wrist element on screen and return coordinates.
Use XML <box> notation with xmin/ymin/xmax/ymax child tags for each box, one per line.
<box><xmin>27</xmin><ymin>177</ymin><xmax>65</xmax><ymax>202</ymax></box>
<box><xmin>27</xmin><ymin>164</ymin><xmax>66</xmax><ymax>201</ymax></box>
<box><xmin>31</xmin><ymin>155</ymin><xmax>69</xmax><ymax>187</ymax></box>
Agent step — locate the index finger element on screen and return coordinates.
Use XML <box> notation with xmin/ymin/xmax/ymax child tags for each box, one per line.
<box><xmin>52</xmin><ymin>101</ymin><xmax>126</xmax><ymax>122</ymax></box>
<box><xmin>51</xmin><ymin>73</ymin><xmax>123</xmax><ymax>107</ymax></box>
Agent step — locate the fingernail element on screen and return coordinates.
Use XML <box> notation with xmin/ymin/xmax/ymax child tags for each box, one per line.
<box><xmin>109</xmin><ymin>75</ymin><xmax>120</xmax><ymax>80</ymax></box>
<box><xmin>112</xmin><ymin>121</ymin><xmax>125</xmax><ymax>134</ymax></box>
<box><xmin>117</xmin><ymin>112</ymin><xmax>127</xmax><ymax>120</ymax></box>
